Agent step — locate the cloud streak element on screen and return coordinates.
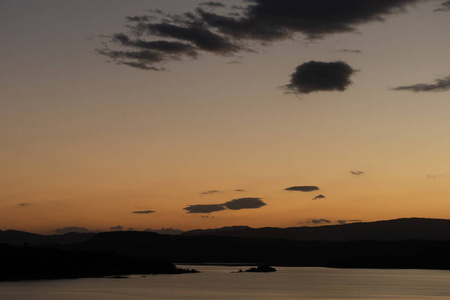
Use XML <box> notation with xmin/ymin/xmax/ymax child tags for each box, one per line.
<box><xmin>201</xmin><ymin>190</ymin><xmax>220</xmax><ymax>195</ymax></box>
<box><xmin>312</xmin><ymin>194</ymin><xmax>326</xmax><ymax>200</ymax></box>
<box><xmin>435</xmin><ymin>1</ymin><xmax>450</xmax><ymax>11</ymax></box>
<box><xmin>184</xmin><ymin>197</ymin><xmax>266</xmax><ymax>214</ymax></box>
<box><xmin>200</xmin><ymin>2</ymin><xmax>226</xmax><ymax>8</ymax></box>
<box><xmin>110</xmin><ymin>225</ymin><xmax>123</xmax><ymax>231</ymax></box>
<box><xmin>340</xmin><ymin>49</ymin><xmax>362</xmax><ymax>54</ymax></box>
<box><xmin>350</xmin><ymin>170</ymin><xmax>364</xmax><ymax>176</ymax></box>
<box><xmin>285</xmin><ymin>186</ymin><xmax>319</xmax><ymax>192</ymax></box>
<box><xmin>184</xmin><ymin>204</ymin><xmax>226</xmax><ymax>214</ymax></box>
<box><xmin>307</xmin><ymin>218</ymin><xmax>331</xmax><ymax>225</ymax></box>
<box><xmin>337</xmin><ymin>219</ymin><xmax>363</xmax><ymax>225</ymax></box>
<box><xmin>392</xmin><ymin>75</ymin><xmax>450</xmax><ymax>92</ymax></box>
<box><xmin>132</xmin><ymin>210</ymin><xmax>155</xmax><ymax>214</ymax></box>
<box><xmin>223</xmin><ymin>197</ymin><xmax>266</xmax><ymax>210</ymax></box>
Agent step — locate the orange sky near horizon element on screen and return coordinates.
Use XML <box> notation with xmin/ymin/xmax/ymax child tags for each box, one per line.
<box><xmin>1</xmin><ymin>0</ymin><xmax>450</xmax><ymax>234</ymax></box>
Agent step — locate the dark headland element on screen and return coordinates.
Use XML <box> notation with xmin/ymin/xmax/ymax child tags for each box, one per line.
<box><xmin>0</xmin><ymin>242</ymin><xmax>198</xmax><ymax>281</ymax></box>
<box><xmin>3</xmin><ymin>218</ymin><xmax>450</xmax><ymax>281</ymax></box>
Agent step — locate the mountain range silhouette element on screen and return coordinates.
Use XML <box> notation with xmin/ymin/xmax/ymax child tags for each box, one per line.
<box><xmin>3</xmin><ymin>218</ymin><xmax>450</xmax><ymax>281</ymax></box>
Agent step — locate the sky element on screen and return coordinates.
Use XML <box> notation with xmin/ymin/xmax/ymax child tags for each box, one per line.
<box><xmin>1</xmin><ymin>0</ymin><xmax>450</xmax><ymax>234</ymax></box>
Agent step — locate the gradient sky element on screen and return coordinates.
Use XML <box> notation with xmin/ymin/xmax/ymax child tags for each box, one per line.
<box><xmin>1</xmin><ymin>0</ymin><xmax>450</xmax><ymax>234</ymax></box>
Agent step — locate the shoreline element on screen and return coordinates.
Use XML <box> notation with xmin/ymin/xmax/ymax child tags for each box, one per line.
<box><xmin>176</xmin><ymin>263</ymin><xmax>450</xmax><ymax>272</ymax></box>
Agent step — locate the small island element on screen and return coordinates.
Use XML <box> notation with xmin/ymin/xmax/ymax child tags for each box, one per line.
<box><xmin>244</xmin><ymin>264</ymin><xmax>277</xmax><ymax>273</ymax></box>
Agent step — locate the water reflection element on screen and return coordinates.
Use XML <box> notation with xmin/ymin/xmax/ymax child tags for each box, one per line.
<box><xmin>1</xmin><ymin>266</ymin><xmax>450</xmax><ymax>299</ymax></box>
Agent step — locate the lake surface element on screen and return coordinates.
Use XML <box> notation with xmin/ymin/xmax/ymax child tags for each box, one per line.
<box><xmin>1</xmin><ymin>265</ymin><xmax>450</xmax><ymax>299</ymax></box>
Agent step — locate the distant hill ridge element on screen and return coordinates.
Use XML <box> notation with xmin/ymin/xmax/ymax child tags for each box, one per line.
<box><xmin>2</xmin><ymin>218</ymin><xmax>450</xmax><ymax>246</ymax></box>
<box><xmin>182</xmin><ymin>218</ymin><xmax>450</xmax><ymax>241</ymax></box>
<box><xmin>0</xmin><ymin>230</ymin><xmax>95</xmax><ymax>246</ymax></box>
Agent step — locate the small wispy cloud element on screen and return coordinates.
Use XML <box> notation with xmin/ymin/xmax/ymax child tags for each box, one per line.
<box><xmin>350</xmin><ymin>170</ymin><xmax>364</xmax><ymax>176</ymax></box>
<box><xmin>337</xmin><ymin>219</ymin><xmax>362</xmax><ymax>225</ymax></box>
<box><xmin>184</xmin><ymin>204</ymin><xmax>226</xmax><ymax>214</ymax></box>
<box><xmin>199</xmin><ymin>2</ymin><xmax>226</xmax><ymax>8</ymax></box>
<box><xmin>312</xmin><ymin>194</ymin><xmax>326</xmax><ymax>200</ymax></box>
<box><xmin>307</xmin><ymin>218</ymin><xmax>331</xmax><ymax>225</ymax></box>
<box><xmin>427</xmin><ymin>174</ymin><xmax>445</xmax><ymax>179</ymax></box>
<box><xmin>201</xmin><ymin>190</ymin><xmax>220</xmax><ymax>195</ymax></box>
<box><xmin>434</xmin><ymin>1</ymin><xmax>450</xmax><ymax>12</ymax></box>
<box><xmin>392</xmin><ymin>75</ymin><xmax>450</xmax><ymax>92</ymax></box>
<box><xmin>132</xmin><ymin>210</ymin><xmax>155</xmax><ymax>214</ymax></box>
<box><xmin>285</xmin><ymin>186</ymin><xmax>319</xmax><ymax>192</ymax></box>
<box><xmin>340</xmin><ymin>49</ymin><xmax>362</xmax><ymax>53</ymax></box>
<box><xmin>110</xmin><ymin>225</ymin><xmax>123</xmax><ymax>231</ymax></box>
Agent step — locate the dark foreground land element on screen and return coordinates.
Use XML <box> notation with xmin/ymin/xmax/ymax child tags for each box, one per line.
<box><xmin>0</xmin><ymin>243</ymin><xmax>197</xmax><ymax>281</ymax></box>
<box><xmin>3</xmin><ymin>218</ymin><xmax>450</xmax><ymax>281</ymax></box>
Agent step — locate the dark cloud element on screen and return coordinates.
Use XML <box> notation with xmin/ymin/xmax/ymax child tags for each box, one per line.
<box><xmin>227</xmin><ymin>60</ymin><xmax>242</xmax><ymax>64</ymax></box>
<box><xmin>145</xmin><ymin>228</ymin><xmax>184</xmax><ymax>235</ymax></box>
<box><xmin>337</xmin><ymin>219</ymin><xmax>363</xmax><ymax>225</ymax></box>
<box><xmin>120</xmin><ymin>61</ymin><xmax>164</xmax><ymax>71</ymax></box>
<box><xmin>112</xmin><ymin>33</ymin><xmax>198</xmax><ymax>57</ymax></box>
<box><xmin>96</xmin><ymin>49</ymin><xmax>164</xmax><ymax>62</ymax></box>
<box><xmin>238</xmin><ymin>0</ymin><xmax>422</xmax><ymax>39</ymax></box>
<box><xmin>98</xmin><ymin>0</ymin><xmax>422</xmax><ymax>70</ymax></box>
<box><xmin>435</xmin><ymin>1</ymin><xmax>450</xmax><ymax>11</ymax></box>
<box><xmin>285</xmin><ymin>186</ymin><xmax>319</xmax><ymax>192</ymax></box>
<box><xmin>184</xmin><ymin>204</ymin><xmax>226</xmax><ymax>214</ymax></box>
<box><xmin>96</xmin><ymin>49</ymin><xmax>166</xmax><ymax>71</ymax></box>
<box><xmin>223</xmin><ymin>197</ymin><xmax>266</xmax><ymax>210</ymax></box>
<box><xmin>110</xmin><ymin>225</ymin><xmax>123</xmax><ymax>231</ymax></box>
<box><xmin>17</xmin><ymin>203</ymin><xmax>29</xmax><ymax>207</ymax></box>
<box><xmin>198</xmin><ymin>0</ymin><xmax>423</xmax><ymax>41</ymax></box>
<box><xmin>307</xmin><ymin>218</ymin><xmax>331</xmax><ymax>225</ymax></box>
<box><xmin>201</xmin><ymin>190</ymin><xmax>220</xmax><ymax>195</ymax></box>
<box><xmin>231</xmin><ymin>5</ymin><xmax>245</xmax><ymax>10</ymax></box>
<box><xmin>54</xmin><ymin>227</ymin><xmax>90</xmax><ymax>234</ymax></box>
<box><xmin>132</xmin><ymin>210</ymin><xmax>155</xmax><ymax>214</ymax></box>
<box><xmin>350</xmin><ymin>170</ymin><xmax>364</xmax><ymax>176</ymax></box>
<box><xmin>235</xmin><ymin>189</ymin><xmax>245</xmax><ymax>192</ymax></box>
<box><xmin>285</xmin><ymin>61</ymin><xmax>356</xmax><ymax>94</ymax></box>
<box><xmin>142</xmin><ymin>23</ymin><xmax>241</xmax><ymax>54</ymax></box>
<box><xmin>126</xmin><ymin>15</ymin><xmax>156</xmax><ymax>22</ymax></box>
<box><xmin>340</xmin><ymin>49</ymin><xmax>362</xmax><ymax>53</ymax></box>
<box><xmin>312</xmin><ymin>194</ymin><xmax>326</xmax><ymax>200</ymax></box>
<box><xmin>196</xmin><ymin>8</ymin><xmax>288</xmax><ymax>41</ymax></box>
<box><xmin>184</xmin><ymin>197</ymin><xmax>266</xmax><ymax>213</ymax></box>
<box><xmin>200</xmin><ymin>2</ymin><xmax>226</xmax><ymax>8</ymax></box>
<box><xmin>392</xmin><ymin>75</ymin><xmax>450</xmax><ymax>92</ymax></box>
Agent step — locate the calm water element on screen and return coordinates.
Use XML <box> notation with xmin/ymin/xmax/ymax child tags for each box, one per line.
<box><xmin>1</xmin><ymin>266</ymin><xmax>450</xmax><ymax>299</ymax></box>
